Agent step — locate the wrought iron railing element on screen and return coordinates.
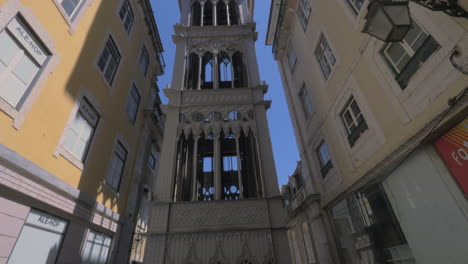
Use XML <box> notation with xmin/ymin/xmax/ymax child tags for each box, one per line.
<box><xmin>348</xmin><ymin>120</ymin><xmax>369</xmax><ymax>147</ymax></box>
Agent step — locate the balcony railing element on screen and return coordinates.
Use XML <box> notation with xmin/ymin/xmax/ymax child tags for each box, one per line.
<box><xmin>348</xmin><ymin>120</ymin><xmax>368</xmax><ymax>147</ymax></box>
<box><xmin>289</xmin><ymin>187</ymin><xmax>306</xmax><ymax>211</ymax></box>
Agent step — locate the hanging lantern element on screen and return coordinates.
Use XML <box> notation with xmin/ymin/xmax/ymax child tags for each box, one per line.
<box><xmin>362</xmin><ymin>0</ymin><xmax>412</xmax><ymax>42</ymax></box>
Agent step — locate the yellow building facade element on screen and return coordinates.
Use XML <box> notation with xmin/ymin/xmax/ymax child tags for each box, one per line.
<box><xmin>0</xmin><ymin>0</ymin><xmax>164</xmax><ymax>263</ymax></box>
<box><xmin>268</xmin><ymin>0</ymin><xmax>468</xmax><ymax>263</ymax></box>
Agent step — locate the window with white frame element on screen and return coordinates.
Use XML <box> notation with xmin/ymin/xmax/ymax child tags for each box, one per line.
<box><xmin>317</xmin><ymin>141</ymin><xmax>333</xmax><ymax>177</ymax></box>
<box><xmin>287</xmin><ymin>40</ymin><xmax>298</xmax><ymax>71</ymax></box>
<box><xmin>315</xmin><ymin>35</ymin><xmax>336</xmax><ymax>79</ymax></box>
<box><xmin>0</xmin><ymin>17</ymin><xmax>49</xmax><ymax>108</ymax></box>
<box><xmin>345</xmin><ymin>0</ymin><xmax>365</xmax><ymax>15</ymax></box>
<box><xmin>297</xmin><ymin>0</ymin><xmax>312</xmax><ymax>31</ymax></box>
<box><xmin>97</xmin><ymin>36</ymin><xmax>121</xmax><ymax>85</ymax></box>
<box><xmin>148</xmin><ymin>152</ymin><xmax>156</xmax><ymax>170</ymax></box>
<box><xmin>63</xmin><ymin>98</ymin><xmax>99</xmax><ymax>162</ymax></box>
<box><xmin>340</xmin><ymin>96</ymin><xmax>368</xmax><ymax>147</ymax></box>
<box><xmin>125</xmin><ymin>84</ymin><xmax>141</xmax><ymax>124</ymax></box>
<box><xmin>119</xmin><ymin>0</ymin><xmax>135</xmax><ymax>34</ymax></box>
<box><xmin>81</xmin><ymin>229</ymin><xmax>112</xmax><ymax>264</ymax></box>
<box><xmin>106</xmin><ymin>141</ymin><xmax>127</xmax><ymax>191</ymax></box>
<box><xmin>139</xmin><ymin>47</ymin><xmax>149</xmax><ymax>76</ymax></box>
<box><xmin>381</xmin><ymin>20</ymin><xmax>439</xmax><ymax>89</ymax></box>
<box><xmin>59</xmin><ymin>0</ymin><xmax>85</xmax><ymax>20</ymax></box>
<box><xmin>299</xmin><ymin>83</ymin><xmax>313</xmax><ymax>120</ymax></box>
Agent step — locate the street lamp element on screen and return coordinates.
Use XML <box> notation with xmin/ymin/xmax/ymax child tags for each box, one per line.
<box><xmin>362</xmin><ymin>0</ymin><xmax>468</xmax><ymax>42</ymax></box>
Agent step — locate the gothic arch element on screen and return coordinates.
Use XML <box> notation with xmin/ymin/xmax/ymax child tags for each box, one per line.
<box><xmin>229</xmin><ymin>0</ymin><xmax>239</xmax><ymax>25</ymax></box>
<box><xmin>191</xmin><ymin>1</ymin><xmax>202</xmax><ymax>26</ymax></box>
<box><xmin>219</xmin><ymin>52</ymin><xmax>233</xmax><ymax>88</ymax></box>
<box><xmin>203</xmin><ymin>0</ymin><xmax>214</xmax><ymax>26</ymax></box>
<box><xmin>233</xmin><ymin>51</ymin><xmax>247</xmax><ymax>88</ymax></box>
<box><xmin>185</xmin><ymin>53</ymin><xmax>200</xmax><ymax>90</ymax></box>
<box><xmin>209</xmin><ymin>241</ymin><xmax>229</xmax><ymax>264</ymax></box>
<box><xmin>184</xmin><ymin>242</ymin><xmax>202</xmax><ymax>264</ymax></box>
<box><xmin>216</xmin><ymin>1</ymin><xmax>228</xmax><ymax>26</ymax></box>
<box><xmin>190</xmin><ymin>0</ymin><xmax>241</xmax><ymax>26</ymax></box>
<box><xmin>236</xmin><ymin>241</ymin><xmax>258</xmax><ymax>264</ymax></box>
<box><xmin>201</xmin><ymin>52</ymin><xmax>214</xmax><ymax>89</ymax></box>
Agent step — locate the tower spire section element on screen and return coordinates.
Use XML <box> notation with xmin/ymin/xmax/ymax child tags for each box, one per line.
<box><xmin>144</xmin><ymin>1</ymin><xmax>292</xmax><ymax>263</ymax></box>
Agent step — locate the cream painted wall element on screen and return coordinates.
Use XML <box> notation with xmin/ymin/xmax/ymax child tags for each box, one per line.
<box><xmin>272</xmin><ymin>0</ymin><xmax>468</xmax><ymax>206</ymax></box>
<box><xmin>0</xmin><ymin>0</ymin><xmax>162</xmax><ymax>213</ymax></box>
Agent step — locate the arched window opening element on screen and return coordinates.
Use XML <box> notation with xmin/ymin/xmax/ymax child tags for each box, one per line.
<box><xmin>232</xmin><ymin>51</ymin><xmax>247</xmax><ymax>88</ymax></box>
<box><xmin>186</xmin><ymin>53</ymin><xmax>200</xmax><ymax>90</ymax></box>
<box><xmin>216</xmin><ymin>1</ymin><xmax>228</xmax><ymax>26</ymax></box>
<box><xmin>239</xmin><ymin>130</ymin><xmax>262</xmax><ymax>198</ymax></box>
<box><xmin>221</xmin><ymin>132</ymin><xmax>240</xmax><ymax>200</ymax></box>
<box><xmin>191</xmin><ymin>1</ymin><xmax>202</xmax><ymax>26</ymax></box>
<box><xmin>229</xmin><ymin>0</ymin><xmax>239</xmax><ymax>25</ymax></box>
<box><xmin>197</xmin><ymin>135</ymin><xmax>215</xmax><ymax>201</ymax></box>
<box><xmin>201</xmin><ymin>53</ymin><xmax>214</xmax><ymax>89</ymax></box>
<box><xmin>210</xmin><ymin>112</ymin><xmax>222</xmax><ymax>121</ymax></box>
<box><xmin>203</xmin><ymin>1</ymin><xmax>214</xmax><ymax>26</ymax></box>
<box><xmin>229</xmin><ymin>110</ymin><xmax>240</xmax><ymax>120</ymax></box>
<box><xmin>173</xmin><ymin>135</ymin><xmax>195</xmax><ymax>202</ymax></box>
<box><xmin>219</xmin><ymin>52</ymin><xmax>232</xmax><ymax>88</ymax></box>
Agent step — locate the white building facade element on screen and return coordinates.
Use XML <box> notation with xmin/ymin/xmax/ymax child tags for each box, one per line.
<box><xmin>267</xmin><ymin>0</ymin><xmax>468</xmax><ymax>263</ymax></box>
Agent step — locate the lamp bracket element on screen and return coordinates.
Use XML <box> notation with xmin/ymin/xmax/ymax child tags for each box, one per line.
<box><xmin>411</xmin><ymin>0</ymin><xmax>468</xmax><ymax>18</ymax></box>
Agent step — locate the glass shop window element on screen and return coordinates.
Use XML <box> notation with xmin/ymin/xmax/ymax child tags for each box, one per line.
<box><xmin>330</xmin><ymin>185</ymin><xmax>415</xmax><ymax>264</ymax></box>
<box><xmin>81</xmin><ymin>229</ymin><xmax>112</xmax><ymax>264</ymax></box>
<box><xmin>7</xmin><ymin>209</ymin><xmax>68</xmax><ymax>264</ymax></box>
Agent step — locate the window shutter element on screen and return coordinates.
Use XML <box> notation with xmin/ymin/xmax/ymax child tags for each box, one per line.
<box><xmin>396</xmin><ymin>36</ymin><xmax>439</xmax><ymax>89</ymax></box>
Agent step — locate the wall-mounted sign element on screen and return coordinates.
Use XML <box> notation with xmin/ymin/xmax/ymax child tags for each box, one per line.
<box><xmin>7</xmin><ymin>17</ymin><xmax>47</xmax><ymax>65</ymax></box>
<box><xmin>25</xmin><ymin>209</ymin><xmax>68</xmax><ymax>234</ymax></box>
<box><xmin>434</xmin><ymin>118</ymin><xmax>468</xmax><ymax>194</ymax></box>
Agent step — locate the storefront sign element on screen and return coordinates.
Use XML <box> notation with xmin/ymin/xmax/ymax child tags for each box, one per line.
<box><xmin>7</xmin><ymin>17</ymin><xmax>47</xmax><ymax>65</ymax></box>
<box><xmin>434</xmin><ymin>118</ymin><xmax>468</xmax><ymax>194</ymax></box>
<box><xmin>25</xmin><ymin>209</ymin><xmax>68</xmax><ymax>234</ymax></box>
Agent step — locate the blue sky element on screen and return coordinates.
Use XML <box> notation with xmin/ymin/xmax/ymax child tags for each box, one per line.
<box><xmin>151</xmin><ymin>0</ymin><xmax>299</xmax><ymax>186</ymax></box>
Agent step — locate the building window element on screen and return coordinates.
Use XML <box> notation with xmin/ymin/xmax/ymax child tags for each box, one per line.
<box><xmin>315</xmin><ymin>35</ymin><xmax>336</xmax><ymax>79</ymax></box>
<box><xmin>299</xmin><ymin>84</ymin><xmax>313</xmax><ymax>120</ymax></box>
<box><xmin>317</xmin><ymin>141</ymin><xmax>333</xmax><ymax>177</ymax></box>
<box><xmin>106</xmin><ymin>141</ymin><xmax>127</xmax><ymax>191</ymax></box>
<box><xmin>148</xmin><ymin>153</ymin><xmax>156</xmax><ymax>170</ymax></box>
<box><xmin>287</xmin><ymin>41</ymin><xmax>298</xmax><ymax>71</ymax></box>
<box><xmin>125</xmin><ymin>85</ymin><xmax>141</xmax><ymax>124</ymax></box>
<box><xmin>59</xmin><ymin>0</ymin><xmax>85</xmax><ymax>20</ymax></box>
<box><xmin>139</xmin><ymin>47</ymin><xmax>149</xmax><ymax>76</ymax></box>
<box><xmin>97</xmin><ymin>36</ymin><xmax>121</xmax><ymax>85</ymax></box>
<box><xmin>345</xmin><ymin>0</ymin><xmax>365</xmax><ymax>15</ymax></box>
<box><xmin>81</xmin><ymin>229</ymin><xmax>112</xmax><ymax>264</ymax></box>
<box><xmin>340</xmin><ymin>97</ymin><xmax>368</xmax><ymax>147</ymax></box>
<box><xmin>330</xmin><ymin>186</ymin><xmax>414</xmax><ymax>264</ymax></box>
<box><xmin>223</xmin><ymin>155</ymin><xmax>238</xmax><ymax>171</ymax></box>
<box><xmin>7</xmin><ymin>209</ymin><xmax>68</xmax><ymax>264</ymax></box>
<box><xmin>119</xmin><ymin>0</ymin><xmax>135</xmax><ymax>34</ymax></box>
<box><xmin>63</xmin><ymin>98</ymin><xmax>99</xmax><ymax>162</ymax></box>
<box><xmin>0</xmin><ymin>17</ymin><xmax>49</xmax><ymax>108</ymax></box>
<box><xmin>297</xmin><ymin>0</ymin><xmax>312</xmax><ymax>31</ymax></box>
<box><xmin>381</xmin><ymin>20</ymin><xmax>439</xmax><ymax>89</ymax></box>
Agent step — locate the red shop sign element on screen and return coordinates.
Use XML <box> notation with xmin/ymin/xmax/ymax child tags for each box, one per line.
<box><xmin>434</xmin><ymin>118</ymin><xmax>468</xmax><ymax>194</ymax></box>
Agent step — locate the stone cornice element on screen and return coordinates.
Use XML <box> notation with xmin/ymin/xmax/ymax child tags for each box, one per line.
<box><xmin>164</xmin><ymin>85</ymin><xmax>269</xmax><ymax>107</ymax></box>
